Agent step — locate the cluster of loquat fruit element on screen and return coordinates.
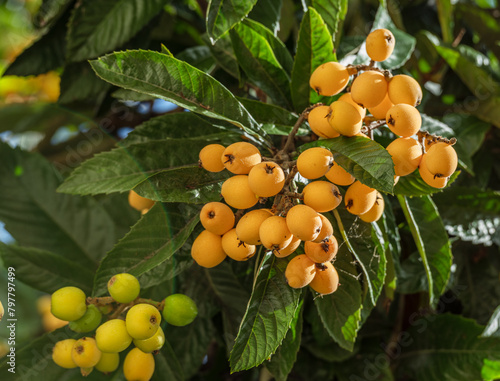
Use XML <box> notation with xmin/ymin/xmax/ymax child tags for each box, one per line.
<box><xmin>50</xmin><ymin>273</ymin><xmax>197</xmax><ymax>379</ymax></box>
<box><xmin>192</xmin><ymin>28</ymin><xmax>458</xmax><ymax>296</ymax></box>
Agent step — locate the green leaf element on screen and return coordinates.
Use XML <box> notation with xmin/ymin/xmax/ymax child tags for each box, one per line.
<box><xmin>349</xmin><ymin>5</ymin><xmax>416</xmax><ymax>70</ymax></box>
<box><xmin>152</xmin><ymin>339</ymin><xmax>185</xmax><ymax>381</ymax></box>
<box><xmin>314</xmin><ymin>247</ymin><xmax>362</xmax><ymax>351</ymax></box>
<box><xmin>237</xmin><ymin>97</ymin><xmax>302</xmax><ymax>135</ymax></box>
<box><xmin>3</xmin><ymin>14</ymin><xmax>66</xmax><ymax>76</ymax></box>
<box><xmin>58</xmin><ymin>62</ymin><xmax>110</xmax><ymax>104</ymax></box>
<box><xmin>248</xmin><ymin>0</ymin><xmax>283</xmax><ymax>35</ymax></box>
<box><xmin>291</xmin><ymin>7</ymin><xmax>337</xmax><ymax>113</ymax></box>
<box><xmin>133</xmin><ymin>166</ymin><xmax>231</xmax><ymax>204</ymax></box>
<box><xmin>399</xmin><ymin>314</ymin><xmax>500</xmax><ymax>381</ymax></box>
<box><xmin>0</xmin><ymin>244</ymin><xmax>94</xmax><ymax>294</ymax></box>
<box><xmin>266</xmin><ymin>300</ymin><xmax>303</xmax><ymax>381</ymax></box>
<box><xmin>206</xmin><ymin>0</ymin><xmax>259</xmax><ymax>43</ymax></box>
<box><xmin>0</xmin><ymin>327</ymin><xmax>80</xmax><ymax>380</ymax></box>
<box><xmin>205</xmin><ymin>260</ymin><xmax>252</xmax><ymax>351</ymax></box>
<box><xmin>229</xmin><ymin>253</ymin><xmax>302</xmax><ymax>371</ymax></box>
<box><xmin>305</xmin><ymin>0</ymin><xmax>348</xmax><ymax>40</ymax></box>
<box><xmin>0</xmin><ymin>143</ymin><xmax>115</xmax><ymax>266</ymax></box>
<box><xmin>482</xmin><ymin>359</ymin><xmax>500</xmax><ymax>381</ymax></box>
<box><xmin>334</xmin><ymin>208</ymin><xmax>386</xmax><ymax>311</ymax></box>
<box><xmin>66</xmin><ymin>0</ymin><xmax>166</xmax><ymax>62</ymax></box>
<box><xmin>122</xmin><ymin>112</ymin><xmax>242</xmax><ymax>146</ymax></box>
<box><xmin>33</xmin><ymin>0</ymin><xmax>73</xmax><ymax>29</ymax></box>
<box><xmin>456</xmin><ymin>4</ymin><xmax>500</xmax><ymax>58</ymax></box>
<box><xmin>436</xmin><ymin>0</ymin><xmax>454</xmax><ymax>43</ymax></box>
<box><xmin>393</xmin><ymin>170</ymin><xmax>460</xmax><ymax>197</ymax></box>
<box><xmin>0</xmin><ymin>102</ymin><xmax>94</xmax><ymax>134</ymax></box>
<box><xmin>397</xmin><ymin>195</ymin><xmax>452</xmax><ymax>307</ymax></box>
<box><xmin>92</xmin><ymin>202</ymin><xmax>199</xmax><ymax>296</ymax></box>
<box><xmin>433</xmin><ymin>187</ymin><xmax>500</xmax><ymax>246</ymax></box>
<box><xmin>230</xmin><ymin>19</ymin><xmax>293</xmax><ymax>108</ymax></box>
<box><xmin>90</xmin><ymin>50</ymin><xmax>268</xmax><ymax>143</ymax></box>
<box><xmin>482</xmin><ymin>306</ymin><xmax>500</xmax><ymax>338</ymax></box>
<box><xmin>58</xmin><ymin>135</ymin><xmax>233</xmax><ymax>197</ymax></box>
<box><xmin>202</xmin><ymin>33</ymin><xmax>240</xmax><ymax>79</ymax></box>
<box><xmin>442</xmin><ymin>113</ymin><xmax>491</xmax><ymax>175</ymax></box>
<box><xmin>454</xmin><ymin>245</ymin><xmax>500</xmax><ymax>324</ymax></box>
<box><xmin>176</xmin><ymin>46</ymin><xmax>216</xmax><ymax>73</ymax></box>
<box><xmin>300</xmin><ymin>136</ymin><xmax>395</xmax><ymax>193</ymax></box>
<box><xmin>423</xmin><ymin>32</ymin><xmax>500</xmax><ymax>128</ymax></box>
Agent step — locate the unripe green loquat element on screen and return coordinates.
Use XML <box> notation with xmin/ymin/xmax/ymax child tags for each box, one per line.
<box><xmin>424</xmin><ymin>142</ymin><xmax>458</xmax><ymax>178</ymax></box>
<box><xmin>222</xmin><ymin>228</ymin><xmax>256</xmax><ymax>261</ymax></box>
<box><xmin>123</xmin><ymin>347</ymin><xmax>155</xmax><ymax>381</ymax></box>
<box><xmin>191</xmin><ymin>230</ymin><xmax>227</xmax><ymax>268</ymax></box>
<box><xmin>259</xmin><ymin>216</ymin><xmax>293</xmax><ymax>251</ymax></box>
<box><xmin>286</xmin><ymin>204</ymin><xmax>322</xmax><ymax>242</ymax></box>
<box><xmin>309</xmin><ymin>262</ymin><xmax>340</xmax><ymax>295</ymax></box>
<box><xmin>199</xmin><ymin>144</ymin><xmax>226</xmax><ymax>172</ymax></box>
<box><xmin>307</xmin><ymin>105</ymin><xmax>339</xmax><ymax>138</ymax></box>
<box><xmin>51</xmin><ymin>286</ymin><xmax>87</xmax><ymax>322</ymax></box>
<box><xmin>344</xmin><ymin>181</ymin><xmax>377</xmax><ymax>215</ymax></box>
<box><xmin>386</xmin><ymin>104</ymin><xmax>422</xmax><ymax>137</ymax></box>
<box><xmin>387</xmin><ymin>74</ymin><xmax>422</xmax><ymax>107</ymax></box>
<box><xmin>200</xmin><ymin>202</ymin><xmax>235</xmax><ymax>236</ymax></box>
<box><xmin>162</xmin><ymin>294</ymin><xmax>198</xmax><ymax>326</ymax></box>
<box><xmin>328</xmin><ymin>101</ymin><xmax>363</xmax><ymax>137</ymax></box>
<box><xmin>126</xmin><ymin>303</ymin><xmax>161</xmax><ymax>340</ymax></box>
<box><xmin>128</xmin><ymin>190</ymin><xmax>155</xmax><ymax>212</ymax></box>
<box><xmin>303</xmin><ymin>181</ymin><xmax>342</xmax><ymax>212</ymax></box>
<box><xmin>309</xmin><ymin>62</ymin><xmax>350</xmax><ymax>96</ymax></box>
<box><xmin>325</xmin><ymin>161</ymin><xmax>355</xmax><ymax>186</ymax></box>
<box><xmin>235</xmin><ymin>209</ymin><xmax>273</xmax><ymax>245</ymax></box>
<box><xmin>221</xmin><ymin>175</ymin><xmax>258</xmax><ymax>209</ymax></box>
<box><xmin>107</xmin><ymin>273</ymin><xmax>141</xmax><ymax>304</ymax></box>
<box><xmin>304</xmin><ymin>236</ymin><xmax>338</xmax><ymax>263</ymax></box>
<box><xmin>351</xmin><ymin>71</ymin><xmax>388</xmax><ymax>108</ymax></box>
<box><xmin>69</xmin><ymin>304</ymin><xmax>102</xmax><ymax>333</ymax></box>
<box><xmin>296</xmin><ymin>147</ymin><xmax>333</xmax><ymax>180</ymax></box>
<box><xmin>95</xmin><ymin>319</ymin><xmax>133</xmax><ymax>353</ymax></box>
<box><xmin>285</xmin><ymin>254</ymin><xmax>316</xmax><ymax>288</ymax></box>
<box><xmin>248</xmin><ymin>161</ymin><xmax>285</xmax><ymax>197</ymax></box>
<box><xmin>365</xmin><ymin>28</ymin><xmax>395</xmax><ymax>62</ymax></box>
<box><xmin>222</xmin><ymin>142</ymin><xmax>261</xmax><ymax>174</ymax></box>
<box><xmin>386</xmin><ymin>137</ymin><xmax>423</xmax><ymax>176</ymax></box>
<box><xmin>52</xmin><ymin>339</ymin><xmax>78</xmax><ymax>369</ymax></box>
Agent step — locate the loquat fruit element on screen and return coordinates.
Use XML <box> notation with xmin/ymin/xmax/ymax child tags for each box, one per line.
<box><xmin>387</xmin><ymin>74</ymin><xmax>422</xmax><ymax>107</ymax></box>
<box><xmin>296</xmin><ymin>147</ymin><xmax>333</xmax><ymax>179</ymax></box>
<box><xmin>259</xmin><ymin>216</ymin><xmax>293</xmax><ymax>251</ymax></box>
<box><xmin>200</xmin><ymin>202</ymin><xmax>235</xmax><ymax>235</ymax></box>
<box><xmin>303</xmin><ymin>181</ymin><xmax>342</xmax><ymax>212</ymax></box>
<box><xmin>222</xmin><ymin>142</ymin><xmax>261</xmax><ymax>174</ymax></box>
<box><xmin>248</xmin><ymin>161</ymin><xmax>285</xmax><ymax>197</ymax></box>
<box><xmin>221</xmin><ymin>175</ymin><xmax>258</xmax><ymax>209</ymax></box>
<box><xmin>309</xmin><ymin>62</ymin><xmax>350</xmax><ymax>96</ymax></box>
<box><xmin>386</xmin><ymin>104</ymin><xmax>422</xmax><ymax>137</ymax></box>
<box><xmin>199</xmin><ymin>144</ymin><xmax>226</xmax><ymax>172</ymax></box>
<box><xmin>235</xmin><ymin>208</ymin><xmax>273</xmax><ymax>245</ymax></box>
<box><xmin>286</xmin><ymin>204</ymin><xmax>322</xmax><ymax>242</ymax></box>
<box><xmin>359</xmin><ymin>192</ymin><xmax>385</xmax><ymax>223</ymax></box>
<box><xmin>221</xmin><ymin>228</ymin><xmax>256</xmax><ymax>261</ymax></box>
<box><xmin>191</xmin><ymin>230</ymin><xmax>227</xmax><ymax>268</ymax></box>
<box><xmin>309</xmin><ymin>262</ymin><xmax>339</xmax><ymax>295</ymax></box>
<box><xmin>285</xmin><ymin>254</ymin><xmax>316</xmax><ymax>289</ymax></box>
<box><xmin>350</xmin><ymin>71</ymin><xmax>388</xmax><ymax>108</ymax></box>
<box><xmin>365</xmin><ymin>28</ymin><xmax>395</xmax><ymax>62</ymax></box>
<box><xmin>328</xmin><ymin>100</ymin><xmax>363</xmax><ymax>137</ymax></box>
<box><xmin>344</xmin><ymin>181</ymin><xmax>377</xmax><ymax>215</ymax></box>
<box><xmin>325</xmin><ymin>161</ymin><xmax>355</xmax><ymax>186</ymax></box>
<box><xmin>424</xmin><ymin>142</ymin><xmax>458</xmax><ymax>178</ymax></box>
<box><xmin>304</xmin><ymin>236</ymin><xmax>338</xmax><ymax>263</ymax></box>
<box><xmin>307</xmin><ymin>105</ymin><xmax>340</xmax><ymax>138</ymax></box>
<box><xmin>385</xmin><ymin>137</ymin><xmax>423</xmax><ymax>176</ymax></box>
